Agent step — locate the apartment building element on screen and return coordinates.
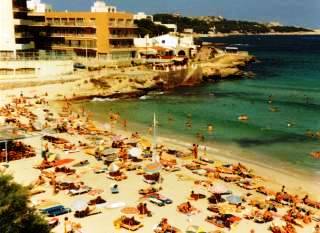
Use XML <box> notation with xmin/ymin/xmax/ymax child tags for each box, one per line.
<box><xmin>43</xmin><ymin>11</ymin><xmax>137</xmax><ymax>59</ymax></box>
<box><xmin>0</xmin><ymin>0</ymin><xmax>36</xmax><ymax>58</ymax></box>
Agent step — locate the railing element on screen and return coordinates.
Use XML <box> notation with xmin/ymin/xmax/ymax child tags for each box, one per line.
<box><xmin>0</xmin><ymin>51</ymin><xmax>73</xmax><ymax>61</ymax></box>
<box><xmin>15</xmin><ymin>32</ymin><xmax>33</xmax><ymax>38</ymax></box>
<box><xmin>109</xmin><ymin>23</ymin><xmax>137</xmax><ymax>28</ymax></box>
<box><xmin>109</xmin><ymin>34</ymin><xmax>135</xmax><ymax>39</ymax></box>
<box><xmin>51</xmin><ymin>44</ymin><xmax>97</xmax><ymax>50</ymax></box>
<box><xmin>47</xmin><ymin>22</ymin><xmax>96</xmax><ymax>27</ymax></box>
<box><xmin>50</xmin><ymin>33</ymin><xmax>96</xmax><ymax>38</ymax></box>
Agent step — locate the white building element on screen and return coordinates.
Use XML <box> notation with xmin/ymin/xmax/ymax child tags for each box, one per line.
<box><xmin>91</xmin><ymin>1</ymin><xmax>116</xmax><ymax>13</ymax></box>
<box><xmin>27</xmin><ymin>0</ymin><xmax>52</xmax><ymax>13</ymax></box>
<box><xmin>134</xmin><ymin>34</ymin><xmax>196</xmax><ymax>57</ymax></box>
<box><xmin>0</xmin><ymin>0</ymin><xmax>35</xmax><ymax>57</ymax></box>
<box><xmin>133</xmin><ymin>12</ymin><xmax>153</xmax><ymax>21</ymax></box>
<box><xmin>154</xmin><ymin>22</ymin><xmax>177</xmax><ymax>33</ymax></box>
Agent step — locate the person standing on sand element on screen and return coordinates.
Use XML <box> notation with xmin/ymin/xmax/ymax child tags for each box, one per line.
<box><xmin>192</xmin><ymin>144</ymin><xmax>198</xmax><ymax>160</ymax></box>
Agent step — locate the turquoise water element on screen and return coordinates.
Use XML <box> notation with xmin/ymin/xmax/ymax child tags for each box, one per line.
<box><xmin>76</xmin><ymin>35</ymin><xmax>320</xmax><ymax>176</ymax></box>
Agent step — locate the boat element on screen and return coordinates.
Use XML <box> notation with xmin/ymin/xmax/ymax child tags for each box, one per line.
<box><xmin>238</xmin><ymin>115</ymin><xmax>249</xmax><ymax>121</ymax></box>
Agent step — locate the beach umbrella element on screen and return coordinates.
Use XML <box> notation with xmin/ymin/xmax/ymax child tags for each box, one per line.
<box><xmin>144</xmin><ymin>162</ymin><xmax>162</xmax><ymax>174</ymax></box>
<box><xmin>105</xmin><ymin>201</ymin><xmax>125</xmax><ymax>209</ymax></box>
<box><xmin>209</xmin><ymin>184</ymin><xmax>229</xmax><ymax>194</ymax></box>
<box><xmin>129</xmin><ymin>147</ymin><xmax>142</xmax><ymax>158</ymax></box>
<box><xmin>109</xmin><ymin>163</ymin><xmax>120</xmax><ymax>172</ymax></box>
<box><xmin>186</xmin><ymin>225</ymin><xmax>206</xmax><ymax>233</ymax></box>
<box><xmin>72</xmin><ymin>199</ymin><xmax>87</xmax><ymax>211</ymax></box>
<box><xmin>226</xmin><ymin>195</ymin><xmax>242</xmax><ymax>205</ymax></box>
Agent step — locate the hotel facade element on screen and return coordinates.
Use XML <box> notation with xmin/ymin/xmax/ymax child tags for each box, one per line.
<box><xmin>0</xmin><ymin>0</ymin><xmax>36</xmax><ymax>58</ymax></box>
<box><xmin>0</xmin><ymin>0</ymin><xmax>137</xmax><ymax>59</ymax></box>
<box><xmin>43</xmin><ymin>11</ymin><xmax>137</xmax><ymax>59</ymax></box>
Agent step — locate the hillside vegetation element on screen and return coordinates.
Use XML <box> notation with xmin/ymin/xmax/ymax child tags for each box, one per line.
<box><xmin>152</xmin><ymin>14</ymin><xmax>313</xmax><ymax>34</ymax></box>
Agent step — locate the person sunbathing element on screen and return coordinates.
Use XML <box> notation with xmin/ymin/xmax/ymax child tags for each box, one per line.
<box><xmin>88</xmin><ymin>196</ymin><xmax>106</xmax><ymax>205</ymax></box>
<box><xmin>303</xmin><ymin>195</ymin><xmax>320</xmax><ymax>209</ymax></box>
<box><xmin>303</xmin><ymin>211</ymin><xmax>312</xmax><ymax>224</ymax></box>
<box><xmin>109</xmin><ymin>170</ymin><xmax>122</xmax><ymax>177</ymax></box>
<box><xmin>263</xmin><ymin>210</ymin><xmax>273</xmax><ymax>222</ymax></box>
<box><xmin>122</xmin><ymin>216</ymin><xmax>140</xmax><ymax>226</ymax></box>
<box><xmin>155</xmin><ymin>218</ymin><xmax>180</xmax><ymax>233</ymax></box>
<box><xmin>283</xmin><ymin>223</ymin><xmax>297</xmax><ymax>233</ymax></box>
<box><xmin>190</xmin><ymin>190</ymin><xmax>206</xmax><ymax>200</ymax></box>
<box><xmin>208</xmin><ymin>193</ymin><xmax>223</xmax><ymax>204</ymax></box>
<box><xmin>269</xmin><ymin>224</ymin><xmax>283</xmax><ymax>233</ymax></box>
<box><xmin>177</xmin><ymin>202</ymin><xmax>196</xmax><ymax>214</ymax></box>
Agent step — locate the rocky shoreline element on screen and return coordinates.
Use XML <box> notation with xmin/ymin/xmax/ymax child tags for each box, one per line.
<box><xmin>0</xmin><ymin>52</ymin><xmax>255</xmax><ymax>102</ymax></box>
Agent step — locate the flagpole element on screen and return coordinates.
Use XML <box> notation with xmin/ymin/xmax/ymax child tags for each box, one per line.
<box><xmin>152</xmin><ymin>112</ymin><xmax>157</xmax><ymax>162</ymax></box>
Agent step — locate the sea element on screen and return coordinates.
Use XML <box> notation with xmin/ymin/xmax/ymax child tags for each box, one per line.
<box><xmin>76</xmin><ymin>35</ymin><xmax>320</xmax><ymax>178</ymax></box>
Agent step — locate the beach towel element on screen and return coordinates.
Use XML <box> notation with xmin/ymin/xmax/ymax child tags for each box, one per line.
<box><xmin>52</xmin><ymin>159</ymin><xmax>74</xmax><ymax>167</ymax></box>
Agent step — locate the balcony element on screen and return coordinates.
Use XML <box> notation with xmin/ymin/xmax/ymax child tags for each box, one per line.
<box><xmin>14</xmin><ymin>19</ymin><xmax>33</xmax><ymax>25</ymax></box>
<box><xmin>15</xmin><ymin>43</ymin><xmax>35</xmax><ymax>50</ymax></box>
<box><xmin>109</xmin><ymin>34</ymin><xmax>135</xmax><ymax>39</ymax></box>
<box><xmin>110</xmin><ymin>45</ymin><xmax>136</xmax><ymax>52</ymax></box>
<box><xmin>51</xmin><ymin>44</ymin><xmax>97</xmax><ymax>50</ymax></box>
<box><xmin>48</xmin><ymin>22</ymin><xmax>96</xmax><ymax>28</ymax></box>
<box><xmin>50</xmin><ymin>33</ymin><xmax>96</xmax><ymax>39</ymax></box>
<box><xmin>15</xmin><ymin>32</ymin><xmax>33</xmax><ymax>38</ymax></box>
<box><xmin>108</xmin><ymin>23</ymin><xmax>137</xmax><ymax>29</ymax></box>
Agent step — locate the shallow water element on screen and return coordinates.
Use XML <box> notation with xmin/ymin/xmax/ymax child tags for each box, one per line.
<box><xmin>76</xmin><ymin>35</ymin><xmax>320</xmax><ymax>176</ymax></box>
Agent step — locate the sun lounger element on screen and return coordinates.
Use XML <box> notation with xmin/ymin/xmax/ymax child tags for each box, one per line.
<box><xmin>69</xmin><ymin>186</ymin><xmax>91</xmax><ymax>196</ymax></box>
<box><xmin>119</xmin><ymin>216</ymin><xmax>143</xmax><ymax>231</ymax></box>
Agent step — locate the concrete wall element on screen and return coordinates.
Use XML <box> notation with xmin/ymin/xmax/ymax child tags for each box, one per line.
<box><xmin>0</xmin><ymin>60</ymin><xmax>74</xmax><ymax>78</ymax></box>
<box><xmin>0</xmin><ymin>0</ymin><xmax>16</xmax><ymax>52</ymax></box>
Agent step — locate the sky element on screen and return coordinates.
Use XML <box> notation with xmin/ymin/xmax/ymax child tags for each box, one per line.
<box><xmin>45</xmin><ymin>0</ymin><xmax>320</xmax><ymax>28</ymax></box>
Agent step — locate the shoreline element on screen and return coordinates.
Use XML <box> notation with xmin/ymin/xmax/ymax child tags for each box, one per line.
<box><xmin>1</xmin><ymin>92</ymin><xmax>319</xmax><ymax>233</ymax></box>
<box><xmin>197</xmin><ymin>31</ymin><xmax>320</xmax><ymax>38</ymax></box>
<box><xmin>78</xmin><ymin>107</ymin><xmax>320</xmax><ymax>199</ymax></box>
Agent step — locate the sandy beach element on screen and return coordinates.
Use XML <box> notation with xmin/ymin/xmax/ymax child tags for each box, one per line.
<box><xmin>1</xmin><ymin>84</ymin><xmax>320</xmax><ymax>233</ymax></box>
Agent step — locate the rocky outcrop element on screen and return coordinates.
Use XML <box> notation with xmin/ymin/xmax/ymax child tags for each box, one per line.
<box><xmin>200</xmin><ymin>52</ymin><xmax>255</xmax><ymax>80</ymax></box>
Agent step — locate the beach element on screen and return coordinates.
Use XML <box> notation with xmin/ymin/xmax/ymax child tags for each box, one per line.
<box><xmin>1</xmin><ymin>82</ymin><xmax>320</xmax><ymax>233</ymax></box>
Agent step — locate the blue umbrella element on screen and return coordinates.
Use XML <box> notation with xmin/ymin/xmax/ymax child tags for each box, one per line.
<box><xmin>226</xmin><ymin>195</ymin><xmax>242</xmax><ymax>205</ymax></box>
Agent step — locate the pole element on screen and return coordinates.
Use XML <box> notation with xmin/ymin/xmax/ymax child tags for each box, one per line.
<box><xmin>85</xmin><ymin>40</ymin><xmax>88</xmax><ymax>71</ymax></box>
<box><xmin>152</xmin><ymin>113</ymin><xmax>158</xmax><ymax>162</ymax></box>
<box><xmin>5</xmin><ymin>141</ymin><xmax>8</xmax><ymax>163</ymax></box>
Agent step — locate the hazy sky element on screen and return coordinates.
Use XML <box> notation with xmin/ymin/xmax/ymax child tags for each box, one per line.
<box><xmin>45</xmin><ymin>0</ymin><xmax>320</xmax><ymax>28</ymax></box>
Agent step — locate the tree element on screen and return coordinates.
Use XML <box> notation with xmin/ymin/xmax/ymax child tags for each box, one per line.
<box><xmin>0</xmin><ymin>172</ymin><xmax>50</xmax><ymax>233</ymax></box>
<box><xmin>135</xmin><ymin>19</ymin><xmax>170</xmax><ymax>37</ymax></box>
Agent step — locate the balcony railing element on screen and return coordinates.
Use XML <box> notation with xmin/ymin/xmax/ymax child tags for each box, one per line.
<box><xmin>110</xmin><ymin>45</ymin><xmax>136</xmax><ymax>51</ymax></box>
<box><xmin>50</xmin><ymin>33</ymin><xmax>96</xmax><ymax>38</ymax></box>
<box><xmin>15</xmin><ymin>32</ymin><xmax>34</xmax><ymax>38</ymax></box>
<box><xmin>47</xmin><ymin>22</ymin><xmax>96</xmax><ymax>27</ymax></box>
<box><xmin>109</xmin><ymin>23</ymin><xmax>137</xmax><ymax>28</ymax></box>
<box><xmin>51</xmin><ymin>44</ymin><xmax>97</xmax><ymax>50</ymax></box>
<box><xmin>109</xmin><ymin>34</ymin><xmax>135</xmax><ymax>39</ymax></box>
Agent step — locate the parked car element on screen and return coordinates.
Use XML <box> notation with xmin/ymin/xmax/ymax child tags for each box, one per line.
<box><xmin>73</xmin><ymin>63</ymin><xmax>86</xmax><ymax>69</ymax></box>
<box><xmin>40</xmin><ymin>205</ymin><xmax>71</xmax><ymax>217</ymax></box>
<box><xmin>149</xmin><ymin>197</ymin><xmax>165</xmax><ymax>207</ymax></box>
